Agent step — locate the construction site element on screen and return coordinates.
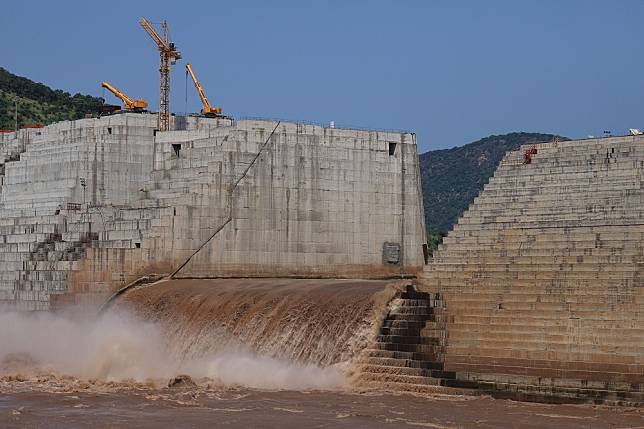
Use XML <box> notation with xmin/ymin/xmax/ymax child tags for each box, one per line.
<box><xmin>0</xmin><ymin>15</ymin><xmax>643</xmax><ymax>426</ymax></box>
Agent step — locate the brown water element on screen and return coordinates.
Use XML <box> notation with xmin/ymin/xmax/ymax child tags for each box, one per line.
<box><xmin>0</xmin><ymin>278</ymin><xmax>399</xmax><ymax>391</ymax></box>
<box><xmin>1</xmin><ymin>278</ymin><xmax>642</xmax><ymax>428</ymax></box>
<box><xmin>2</xmin><ymin>384</ymin><xmax>642</xmax><ymax>429</ymax></box>
<box><xmin>118</xmin><ymin>278</ymin><xmax>398</xmax><ymax>368</ymax></box>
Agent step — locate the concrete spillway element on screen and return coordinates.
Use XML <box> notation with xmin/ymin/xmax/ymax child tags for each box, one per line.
<box><xmin>115</xmin><ymin>278</ymin><xmax>398</xmax><ymax>367</ymax></box>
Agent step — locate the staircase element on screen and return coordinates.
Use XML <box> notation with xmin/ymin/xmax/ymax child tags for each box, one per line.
<box><xmin>355</xmin><ymin>285</ymin><xmax>480</xmax><ymax>395</ymax></box>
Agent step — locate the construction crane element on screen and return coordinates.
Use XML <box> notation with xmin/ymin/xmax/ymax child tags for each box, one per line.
<box><xmin>139</xmin><ymin>17</ymin><xmax>181</xmax><ymax>131</ymax></box>
<box><xmin>185</xmin><ymin>63</ymin><xmax>222</xmax><ymax>117</ymax></box>
<box><xmin>100</xmin><ymin>81</ymin><xmax>148</xmax><ymax>111</ymax></box>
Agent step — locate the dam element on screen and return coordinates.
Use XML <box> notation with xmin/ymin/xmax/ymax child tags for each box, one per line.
<box><xmin>0</xmin><ymin>113</ymin><xmax>425</xmax><ymax>309</ymax></box>
<box><xmin>0</xmin><ymin>113</ymin><xmax>642</xmax><ymax>405</ymax></box>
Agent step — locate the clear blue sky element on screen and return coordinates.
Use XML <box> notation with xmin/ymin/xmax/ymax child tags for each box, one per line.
<box><xmin>2</xmin><ymin>1</ymin><xmax>644</xmax><ymax>152</ymax></box>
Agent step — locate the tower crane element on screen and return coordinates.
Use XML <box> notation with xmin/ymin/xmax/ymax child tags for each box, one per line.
<box><xmin>185</xmin><ymin>63</ymin><xmax>222</xmax><ymax>117</ymax></box>
<box><xmin>100</xmin><ymin>81</ymin><xmax>148</xmax><ymax>111</ymax></box>
<box><xmin>139</xmin><ymin>17</ymin><xmax>181</xmax><ymax>131</ymax></box>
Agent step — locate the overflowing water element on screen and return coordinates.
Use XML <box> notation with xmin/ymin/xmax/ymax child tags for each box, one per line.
<box><xmin>0</xmin><ymin>278</ymin><xmax>398</xmax><ymax>391</ymax></box>
<box><xmin>1</xmin><ymin>279</ymin><xmax>641</xmax><ymax>429</ymax></box>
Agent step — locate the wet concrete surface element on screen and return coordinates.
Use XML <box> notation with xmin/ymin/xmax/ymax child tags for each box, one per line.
<box><xmin>1</xmin><ymin>387</ymin><xmax>642</xmax><ymax>429</ymax></box>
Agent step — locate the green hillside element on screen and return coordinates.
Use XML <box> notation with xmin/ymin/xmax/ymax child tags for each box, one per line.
<box><xmin>0</xmin><ymin>67</ymin><xmax>104</xmax><ymax>130</ymax></box>
<box><xmin>420</xmin><ymin>132</ymin><xmax>569</xmax><ymax>236</ymax></box>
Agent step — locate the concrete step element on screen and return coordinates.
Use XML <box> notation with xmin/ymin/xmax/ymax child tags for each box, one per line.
<box><xmin>360</xmin><ymin>356</ymin><xmax>444</xmax><ymax>370</ymax></box>
<box><xmin>447</xmin><ymin>361</ymin><xmax>644</xmax><ymax>384</ymax></box>
<box><xmin>357</xmin><ymin>363</ymin><xmax>456</xmax><ymax>379</ymax></box>
<box><xmin>355</xmin><ymin>380</ymin><xmax>481</xmax><ymax>396</ymax></box>
<box><xmin>357</xmin><ymin>371</ymin><xmax>444</xmax><ymax>386</ymax></box>
<box><xmin>363</xmin><ymin>348</ymin><xmax>440</xmax><ymax>362</ymax></box>
<box><xmin>377</xmin><ymin>335</ymin><xmax>439</xmax><ymax>345</ymax></box>
<box><xmin>388</xmin><ymin>306</ymin><xmax>434</xmax><ymax>315</ymax></box>
<box><xmin>386</xmin><ymin>313</ymin><xmax>435</xmax><ymax>322</ymax></box>
<box><xmin>380</xmin><ymin>327</ymin><xmax>427</xmax><ymax>336</ymax></box>
<box><xmin>374</xmin><ymin>341</ymin><xmax>441</xmax><ymax>354</ymax></box>
<box><xmin>381</xmin><ymin>320</ymin><xmax>427</xmax><ymax>329</ymax></box>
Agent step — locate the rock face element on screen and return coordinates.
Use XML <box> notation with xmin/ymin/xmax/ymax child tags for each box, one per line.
<box><xmin>0</xmin><ymin>113</ymin><xmax>426</xmax><ymax>310</ymax></box>
<box><xmin>419</xmin><ymin>136</ymin><xmax>644</xmax><ymax>403</ymax></box>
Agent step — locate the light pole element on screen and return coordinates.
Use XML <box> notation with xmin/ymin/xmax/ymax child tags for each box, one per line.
<box><xmin>14</xmin><ymin>98</ymin><xmax>18</xmax><ymax>131</ymax></box>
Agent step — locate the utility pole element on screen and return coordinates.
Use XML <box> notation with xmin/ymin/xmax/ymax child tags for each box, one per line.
<box><xmin>14</xmin><ymin>98</ymin><xmax>18</xmax><ymax>131</ymax></box>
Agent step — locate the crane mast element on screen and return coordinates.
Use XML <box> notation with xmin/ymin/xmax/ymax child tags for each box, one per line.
<box><xmin>185</xmin><ymin>63</ymin><xmax>222</xmax><ymax>116</ymax></box>
<box><xmin>139</xmin><ymin>17</ymin><xmax>181</xmax><ymax>131</ymax></box>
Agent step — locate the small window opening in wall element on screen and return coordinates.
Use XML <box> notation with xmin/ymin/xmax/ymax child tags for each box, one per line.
<box><xmin>173</xmin><ymin>208</ymin><xmax>176</xmax><ymax>216</ymax></box>
<box><xmin>107</xmin><ymin>127</ymin><xmax>112</xmax><ymax>135</ymax></box>
<box><xmin>135</xmin><ymin>242</ymin><xmax>141</xmax><ymax>248</ymax></box>
<box><xmin>153</xmin><ymin>129</ymin><xmax>159</xmax><ymax>136</ymax></box>
<box><xmin>388</xmin><ymin>142</ymin><xmax>397</xmax><ymax>156</ymax></box>
<box><xmin>611</xmin><ymin>147</ymin><xmax>615</xmax><ymax>154</ymax></box>
<box><xmin>172</xmin><ymin>144</ymin><xmax>181</xmax><ymax>157</ymax></box>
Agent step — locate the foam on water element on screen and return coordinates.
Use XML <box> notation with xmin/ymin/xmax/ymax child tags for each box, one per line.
<box><xmin>0</xmin><ymin>278</ymin><xmax>398</xmax><ymax>391</ymax></box>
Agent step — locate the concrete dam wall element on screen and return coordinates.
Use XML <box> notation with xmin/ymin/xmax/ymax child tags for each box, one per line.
<box><xmin>415</xmin><ymin>136</ymin><xmax>644</xmax><ymax>402</ymax></box>
<box><xmin>0</xmin><ymin>114</ymin><xmax>426</xmax><ymax>310</ymax></box>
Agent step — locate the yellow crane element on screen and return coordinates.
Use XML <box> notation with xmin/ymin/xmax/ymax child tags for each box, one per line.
<box><xmin>139</xmin><ymin>17</ymin><xmax>181</xmax><ymax>131</ymax></box>
<box><xmin>185</xmin><ymin>63</ymin><xmax>222</xmax><ymax>116</ymax></box>
<box><xmin>100</xmin><ymin>81</ymin><xmax>148</xmax><ymax>110</ymax></box>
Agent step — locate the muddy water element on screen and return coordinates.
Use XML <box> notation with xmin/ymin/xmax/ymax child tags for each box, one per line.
<box><xmin>0</xmin><ymin>278</ymin><xmax>642</xmax><ymax>427</ymax></box>
<box><xmin>117</xmin><ymin>278</ymin><xmax>398</xmax><ymax>368</ymax></box>
<box><xmin>1</xmin><ymin>385</ymin><xmax>642</xmax><ymax>429</ymax></box>
<box><xmin>0</xmin><ymin>278</ymin><xmax>400</xmax><ymax>391</ymax></box>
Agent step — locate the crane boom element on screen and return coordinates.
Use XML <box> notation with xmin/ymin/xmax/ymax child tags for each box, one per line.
<box><xmin>100</xmin><ymin>81</ymin><xmax>148</xmax><ymax>110</ymax></box>
<box><xmin>185</xmin><ymin>63</ymin><xmax>222</xmax><ymax>116</ymax></box>
<box><xmin>139</xmin><ymin>17</ymin><xmax>181</xmax><ymax>131</ymax></box>
<box><xmin>139</xmin><ymin>18</ymin><xmax>169</xmax><ymax>51</ymax></box>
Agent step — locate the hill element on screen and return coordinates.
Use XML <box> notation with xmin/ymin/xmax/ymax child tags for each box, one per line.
<box><xmin>0</xmin><ymin>67</ymin><xmax>104</xmax><ymax>130</ymax></box>
<box><xmin>420</xmin><ymin>132</ymin><xmax>569</xmax><ymax>234</ymax></box>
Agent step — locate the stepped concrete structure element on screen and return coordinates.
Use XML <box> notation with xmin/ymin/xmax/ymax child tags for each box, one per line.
<box><xmin>0</xmin><ymin>113</ymin><xmax>426</xmax><ymax>310</ymax></box>
<box><xmin>356</xmin><ymin>285</ymin><xmax>478</xmax><ymax>394</ymax></box>
<box><xmin>2</xmin><ymin>111</ymin><xmax>643</xmax><ymax>404</ymax></box>
<box><xmin>359</xmin><ymin>136</ymin><xmax>643</xmax><ymax>404</ymax></box>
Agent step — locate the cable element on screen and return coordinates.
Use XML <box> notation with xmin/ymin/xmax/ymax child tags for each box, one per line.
<box><xmin>170</xmin><ymin>121</ymin><xmax>281</xmax><ymax>278</ymax></box>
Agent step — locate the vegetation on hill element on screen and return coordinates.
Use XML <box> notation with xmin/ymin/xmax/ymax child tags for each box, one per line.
<box><xmin>0</xmin><ymin>67</ymin><xmax>104</xmax><ymax>130</ymax></box>
<box><xmin>420</xmin><ymin>132</ymin><xmax>569</xmax><ymax>239</ymax></box>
